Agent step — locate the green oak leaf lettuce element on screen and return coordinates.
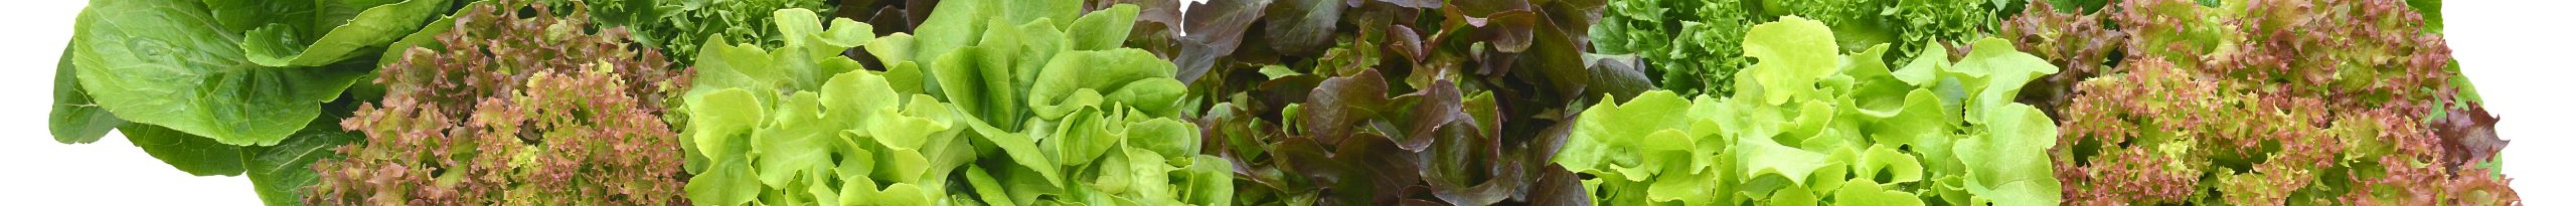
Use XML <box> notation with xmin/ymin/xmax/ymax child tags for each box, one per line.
<box><xmin>1552</xmin><ymin>16</ymin><xmax>2062</xmax><ymax>205</ymax></box>
<box><xmin>1594</xmin><ymin>0</ymin><xmax>2006</xmax><ymax>97</ymax></box>
<box><xmin>681</xmin><ymin>4</ymin><xmax>1228</xmax><ymax>205</ymax></box>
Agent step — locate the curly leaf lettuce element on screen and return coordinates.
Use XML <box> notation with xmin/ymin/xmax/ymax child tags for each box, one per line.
<box><xmin>682</xmin><ymin>5</ymin><xmax>1227</xmax><ymax>205</ymax></box>
<box><xmin>1553</xmin><ymin>16</ymin><xmax>2062</xmax><ymax>205</ymax></box>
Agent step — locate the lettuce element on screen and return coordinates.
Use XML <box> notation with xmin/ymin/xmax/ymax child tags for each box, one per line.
<box><xmin>1553</xmin><ymin>16</ymin><xmax>2064</xmax><ymax>205</ymax></box>
<box><xmin>2043</xmin><ymin>0</ymin><xmax>2518</xmax><ymax>204</ymax></box>
<box><xmin>679</xmin><ymin>3</ymin><xmax>1227</xmax><ymax>205</ymax></box>
<box><xmin>52</xmin><ymin>0</ymin><xmax>458</xmax><ymax>203</ymax></box>
<box><xmin>307</xmin><ymin>1</ymin><xmax>693</xmax><ymax>204</ymax></box>
<box><xmin>60</xmin><ymin>0</ymin><xmax>450</xmax><ymax>146</ymax></box>
<box><xmin>1594</xmin><ymin>0</ymin><xmax>2007</xmax><ymax>97</ymax></box>
<box><xmin>1161</xmin><ymin>0</ymin><xmax>1643</xmax><ymax>204</ymax></box>
<box><xmin>576</xmin><ymin>0</ymin><xmax>831</xmax><ymax>64</ymax></box>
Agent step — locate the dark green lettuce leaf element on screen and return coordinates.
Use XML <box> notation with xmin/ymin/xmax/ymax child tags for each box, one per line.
<box><xmin>49</xmin><ymin>44</ymin><xmax>122</xmax><ymax>144</ymax></box>
<box><xmin>242</xmin><ymin>119</ymin><xmax>359</xmax><ymax>206</ymax></box>
<box><xmin>235</xmin><ymin>0</ymin><xmax>452</xmax><ymax>67</ymax></box>
<box><xmin>120</xmin><ymin>123</ymin><xmax>246</xmax><ymax>176</ymax></box>
<box><xmin>67</xmin><ymin>0</ymin><xmax>436</xmax><ymax>146</ymax></box>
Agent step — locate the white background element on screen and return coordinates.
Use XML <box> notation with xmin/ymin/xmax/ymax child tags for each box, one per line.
<box><xmin>2</xmin><ymin>1</ymin><xmax>2564</xmax><ymax>204</ymax></box>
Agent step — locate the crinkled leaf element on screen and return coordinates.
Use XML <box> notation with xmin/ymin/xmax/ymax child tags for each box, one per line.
<box><xmin>1955</xmin><ymin>104</ymin><xmax>2059</xmax><ymax>205</ymax></box>
<box><xmin>1742</xmin><ymin>16</ymin><xmax>1841</xmax><ymax>105</ymax></box>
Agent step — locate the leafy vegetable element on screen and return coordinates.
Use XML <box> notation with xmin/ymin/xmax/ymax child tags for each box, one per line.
<box><xmin>1147</xmin><ymin>0</ymin><xmax>1645</xmax><ymax>204</ymax></box>
<box><xmin>680</xmin><ymin>3</ymin><xmax>1230</xmax><ymax>205</ymax></box>
<box><xmin>1553</xmin><ymin>16</ymin><xmax>2064</xmax><ymax>205</ymax></box>
<box><xmin>1592</xmin><ymin>0</ymin><xmax>2009</xmax><ymax>97</ymax></box>
<box><xmin>52</xmin><ymin>0</ymin><xmax>466</xmax><ymax>203</ymax></box>
<box><xmin>1996</xmin><ymin>1</ymin><xmax>2123</xmax><ymax>118</ymax></box>
<box><xmin>50</xmin><ymin>44</ymin><xmax>121</xmax><ymax>144</ymax></box>
<box><xmin>578</xmin><ymin>0</ymin><xmax>831</xmax><ymax>64</ymax></box>
<box><xmin>2031</xmin><ymin>0</ymin><xmax>2519</xmax><ymax>204</ymax></box>
<box><xmin>63</xmin><ymin>0</ymin><xmax>449</xmax><ymax>146</ymax></box>
<box><xmin>308</xmin><ymin>1</ymin><xmax>691</xmax><ymax>204</ymax></box>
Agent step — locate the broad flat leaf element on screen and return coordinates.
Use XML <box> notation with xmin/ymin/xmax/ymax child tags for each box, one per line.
<box><xmin>975</xmin><ymin>123</ymin><xmax>1064</xmax><ymax>187</ymax></box>
<box><xmin>50</xmin><ymin>44</ymin><xmax>122</xmax><ymax>143</ymax></box>
<box><xmin>1263</xmin><ymin>0</ymin><xmax>1342</xmax><ymax>56</ymax></box>
<box><xmin>908</xmin><ymin>0</ymin><xmax>1081</xmax><ymax>63</ymax></box>
<box><xmin>1066</xmin><ymin>5</ymin><xmax>1140</xmax><ymax>51</ymax></box>
<box><xmin>1126</xmin><ymin>118</ymin><xmax>1204</xmax><ymax>161</ymax></box>
<box><xmin>1170</xmin><ymin>0</ymin><xmax>1268</xmax><ymax>83</ymax></box>
<box><xmin>244</xmin><ymin>119</ymin><xmax>360</xmax><ymax>205</ymax></box>
<box><xmin>1028</xmin><ymin>49</ymin><xmax>1183</xmax><ymax>119</ymax></box>
<box><xmin>71</xmin><ymin>0</ymin><xmax>371</xmax><ymax>145</ymax></box>
<box><xmin>120</xmin><ymin>123</ymin><xmax>244</xmax><ymax>176</ymax></box>
<box><xmin>1178</xmin><ymin>155</ymin><xmax>1236</xmax><ymax>205</ymax></box>
<box><xmin>1301</xmin><ymin>70</ymin><xmax>1392</xmax><ymax>141</ymax></box>
<box><xmin>374</xmin><ymin>10</ymin><xmax>456</xmax><ymax>67</ymax></box>
<box><xmin>241</xmin><ymin>0</ymin><xmax>449</xmax><ymax>67</ymax></box>
<box><xmin>964</xmin><ymin>166</ymin><xmax>1020</xmax><ymax>205</ymax></box>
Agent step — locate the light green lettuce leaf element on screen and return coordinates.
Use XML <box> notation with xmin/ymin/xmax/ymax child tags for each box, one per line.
<box><xmin>1741</xmin><ymin>15</ymin><xmax>1841</xmax><ymax>105</ymax></box>
<box><xmin>1955</xmin><ymin>104</ymin><xmax>2061</xmax><ymax>206</ymax></box>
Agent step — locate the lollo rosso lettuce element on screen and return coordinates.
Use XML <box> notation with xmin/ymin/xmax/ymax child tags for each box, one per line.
<box><xmin>2040</xmin><ymin>0</ymin><xmax>2520</xmax><ymax>204</ymax></box>
<box><xmin>306</xmin><ymin>1</ymin><xmax>694</xmax><ymax>205</ymax></box>
<box><xmin>676</xmin><ymin>1</ymin><xmax>1229</xmax><ymax>205</ymax></box>
<box><xmin>1553</xmin><ymin>16</ymin><xmax>2066</xmax><ymax>205</ymax></box>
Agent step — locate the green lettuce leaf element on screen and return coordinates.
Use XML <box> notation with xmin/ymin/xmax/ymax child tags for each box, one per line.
<box><xmin>242</xmin><ymin>119</ymin><xmax>360</xmax><ymax>205</ymax></box>
<box><xmin>69</xmin><ymin>0</ymin><xmax>396</xmax><ymax>145</ymax></box>
<box><xmin>239</xmin><ymin>0</ymin><xmax>451</xmax><ymax>67</ymax></box>
<box><xmin>50</xmin><ymin>44</ymin><xmax>122</xmax><ymax>144</ymax></box>
<box><xmin>1553</xmin><ymin>16</ymin><xmax>2062</xmax><ymax>205</ymax></box>
<box><xmin>120</xmin><ymin>123</ymin><xmax>245</xmax><ymax>176</ymax></box>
